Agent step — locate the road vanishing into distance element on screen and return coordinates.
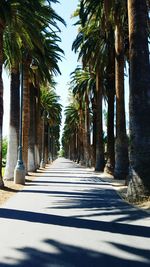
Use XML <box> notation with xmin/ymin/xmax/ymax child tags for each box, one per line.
<box><xmin>0</xmin><ymin>157</ymin><xmax>149</xmax><ymax>266</ymax></box>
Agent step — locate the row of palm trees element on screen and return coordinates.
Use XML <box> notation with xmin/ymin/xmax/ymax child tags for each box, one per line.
<box><xmin>0</xmin><ymin>1</ymin><xmax>63</xmax><ymax>186</ymax></box>
<box><xmin>62</xmin><ymin>0</ymin><xmax>150</xmax><ymax>202</ymax></box>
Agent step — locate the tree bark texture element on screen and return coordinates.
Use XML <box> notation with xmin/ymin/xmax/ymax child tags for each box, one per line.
<box><xmin>0</xmin><ymin>29</ymin><xmax>4</xmax><ymax>187</ymax></box>
<box><xmin>44</xmin><ymin>123</ymin><xmax>48</xmax><ymax>164</ymax></box>
<box><xmin>22</xmin><ymin>61</ymin><xmax>30</xmax><ymax>173</ymax></box>
<box><xmin>105</xmin><ymin>88</ymin><xmax>115</xmax><ymax>174</ymax></box>
<box><xmin>91</xmin><ymin>93</ymin><xmax>97</xmax><ymax>166</ymax></box>
<box><xmin>84</xmin><ymin>92</ymin><xmax>91</xmax><ymax>167</ymax></box>
<box><xmin>127</xmin><ymin>0</ymin><xmax>150</xmax><ymax>201</ymax></box>
<box><xmin>105</xmin><ymin>37</ymin><xmax>115</xmax><ymax>175</ymax></box>
<box><xmin>4</xmin><ymin>66</ymin><xmax>20</xmax><ymax>180</ymax></box>
<box><xmin>35</xmin><ymin>89</ymin><xmax>41</xmax><ymax>167</ymax></box>
<box><xmin>95</xmin><ymin>72</ymin><xmax>104</xmax><ymax>171</ymax></box>
<box><xmin>114</xmin><ymin>23</ymin><xmax>129</xmax><ymax>179</ymax></box>
<box><xmin>28</xmin><ymin>84</ymin><xmax>36</xmax><ymax>171</ymax></box>
<box><xmin>79</xmin><ymin>101</ymin><xmax>84</xmax><ymax>165</ymax></box>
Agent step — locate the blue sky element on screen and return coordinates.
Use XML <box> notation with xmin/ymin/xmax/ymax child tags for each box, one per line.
<box><xmin>54</xmin><ymin>0</ymin><xmax>79</xmax><ymax>101</ymax></box>
<box><xmin>53</xmin><ymin>0</ymin><xmax>79</xmax><ymax>130</ymax></box>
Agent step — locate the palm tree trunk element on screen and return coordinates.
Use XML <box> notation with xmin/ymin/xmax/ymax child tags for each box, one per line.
<box><xmin>127</xmin><ymin>0</ymin><xmax>150</xmax><ymax>201</ymax></box>
<box><xmin>49</xmin><ymin>127</ymin><xmax>53</xmax><ymax>162</ymax></box>
<box><xmin>105</xmin><ymin>33</ymin><xmax>115</xmax><ymax>175</ymax></box>
<box><xmin>84</xmin><ymin>92</ymin><xmax>91</xmax><ymax>167</ymax></box>
<box><xmin>91</xmin><ymin>93</ymin><xmax>97</xmax><ymax>166</ymax></box>
<box><xmin>45</xmin><ymin>123</ymin><xmax>48</xmax><ymax>164</ymax></box>
<box><xmin>114</xmin><ymin>23</ymin><xmax>129</xmax><ymax>180</ymax></box>
<box><xmin>28</xmin><ymin>84</ymin><xmax>36</xmax><ymax>171</ymax></box>
<box><xmin>47</xmin><ymin>125</ymin><xmax>51</xmax><ymax>163</ymax></box>
<box><xmin>0</xmin><ymin>29</ymin><xmax>4</xmax><ymax>187</ymax></box>
<box><xmin>22</xmin><ymin>61</ymin><xmax>30</xmax><ymax>173</ymax></box>
<box><xmin>74</xmin><ymin>131</ymin><xmax>77</xmax><ymax>161</ymax></box>
<box><xmin>76</xmin><ymin>128</ymin><xmax>80</xmax><ymax>163</ymax></box>
<box><xmin>35</xmin><ymin>88</ymin><xmax>41</xmax><ymax>167</ymax></box>
<box><xmin>52</xmin><ymin>134</ymin><xmax>55</xmax><ymax>160</ymax></box>
<box><xmin>40</xmin><ymin>117</ymin><xmax>45</xmax><ymax>167</ymax></box>
<box><xmin>79</xmin><ymin>101</ymin><xmax>84</xmax><ymax>165</ymax></box>
<box><xmin>95</xmin><ymin>71</ymin><xmax>104</xmax><ymax>171</ymax></box>
<box><xmin>4</xmin><ymin>66</ymin><xmax>20</xmax><ymax>180</ymax></box>
<box><xmin>51</xmin><ymin>128</ymin><xmax>54</xmax><ymax>161</ymax></box>
<box><xmin>105</xmin><ymin>87</ymin><xmax>115</xmax><ymax>174</ymax></box>
<box><xmin>70</xmin><ymin>137</ymin><xmax>74</xmax><ymax>160</ymax></box>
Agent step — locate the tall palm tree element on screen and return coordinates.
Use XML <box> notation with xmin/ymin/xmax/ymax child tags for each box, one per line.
<box><xmin>40</xmin><ymin>85</ymin><xmax>62</xmax><ymax>165</ymax></box>
<box><xmin>127</xmin><ymin>0</ymin><xmax>150</xmax><ymax>201</ymax></box>
<box><xmin>113</xmin><ymin>1</ymin><xmax>129</xmax><ymax>180</ymax></box>
<box><xmin>103</xmin><ymin>26</ymin><xmax>115</xmax><ymax>175</ymax></box>
<box><xmin>3</xmin><ymin>65</ymin><xmax>20</xmax><ymax>180</ymax></box>
<box><xmin>114</xmin><ymin>9</ymin><xmax>129</xmax><ymax>180</ymax></box>
<box><xmin>62</xmin><ymin>101</ymin><xmax>80</xmax><ymax>160</ymax></box>
<box><xmin>70</xmin><ymin>67</ymin><xmax>93</xmax><ymax>166</ymax></box>
<box><xmin>3</xmin><ymin>25</ymin><xmax>22</xmax><ymax>180</ymax></box>
<box><xmin>95</xmin><ymin>70</ymin><xmax>104</xmax><ymax>171</ymax></box>
<box><xmin>78</xmin><ymin>0</ymin><xmax>129</xmax><ymax>175</ymax></box>
<box><xmin>72</xmin><ymin>14</ymin><xmax>106</xmax><ymax>170</ymax></box>
<box><xmin>0</xmin><ymin>0</ymin><xmax>25</xmax><ymax>185</ymax></box>
<box><xmin>0</xmin><ymin>0</ymin><xmax>10</xmax><ymax>186</ymax></box>
<box><xmin>21</xmin><ymin>1</ymin><xmax>64</xmax><ymax>172</ymax></box>
<box><xmin>23</xmin><ymin>27</ymin><xmax>64</xmax><ymax>171</ymax></box>
<box><xmin>28</xmin><ymin>83</ymin><xmax>37</xmax><ymax>171</ymax></box>
<box><xmin>3</xmin><ymin>0</ymin><xmax>65</xmax><ymax>178</ymax></box>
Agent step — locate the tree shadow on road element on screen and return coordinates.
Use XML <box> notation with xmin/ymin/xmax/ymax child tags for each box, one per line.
<box><xmin>21</xmin><ymin>185</ymin><xmax>149</xmax><ymax>223</ymax></box>
<box><xmin>0</xmin><ymin>208</ymin><xmax>149</xmax><ymax>238</ymax></box>
<box><xmin>0</xmin><ymin>238</ymin><xmax>149</xmax><ymax>267</ymax></box>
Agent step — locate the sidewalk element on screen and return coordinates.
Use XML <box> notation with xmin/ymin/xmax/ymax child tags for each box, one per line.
<box><xmin>0</xmin><ymin>158</ymin><xmax>150</xmax><ymax>267</ymax></box>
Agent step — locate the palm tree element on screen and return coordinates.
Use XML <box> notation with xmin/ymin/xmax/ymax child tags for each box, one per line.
<box><xmin>103</xmin><ymin>27</ymin><xmax>115</xmax><ymax>175</ymax></box>
<box><xmin>95</xmin><ymin>71</ymin><xmax>104</xmax><ymax>171</ymax></box>
<box><xmin>3</xmin><ymin>65</ymin><xmax>20</xmax><ymax>180</ymax></box>
<box><xmin>70</xmin><ymin>67</ymin><xmax>93</xmax><ymax>166</ymax></box>
<box><xmin>0</xmin><ymin>0</ymin><xmax>25</xmax><ymax>185</ymax></box>
<box><xmin>3</xmin><ymin>10</ymin><xmax>39</xmax><ymax>179</ymax></box>
<box><xmin>114</xmin><ymin>18</ymin><xmax>129</xmax><ymax>179</ymax></box>
<box><xmin>40</xmin><ymin>85</ymin><xmax>62</xmax><ymax>166</ymax></box>
<box><xmin>72</xmin><ymin>14</ymin><xmax>106</xmax><ymax>170</ymax></box>
<box><xmin>3</xmin><ymin>26</ymin><xmax>22</xmax><ymax>180</ymax></box>
<box><xmin>62</xmin><ymin>101</ymin><xmax>80</xmax><ymax>161</ymax></box>
<box><xmin>21</xmin><ymin>0</ymin><xmax>64</xmax><ymax>172</ymax></box>
<box><xmin>28</xmin><ymin>83</ymin><xmax>37</xmax><ymax>171</ymax></box>
<box><xmin>22</xmin><ymin>27</ymin><xmax>64</xmax><ymax>171</ymax></box>
<box><xmin>3</xmin><ymin>0</ymin><xmax>65</xmax><ymax>178</ymax></box>
<box><xmin>78</xmin><ymin>0</ymin><xmax>129</xmax><ymax>175</ymax></box>
<box><xmin>0</xmin><ymin>0</ymin><xmax>10</xmax><ymax>186</ymax></box>
<box><xmin>127</xmin><ymin>0</ymin><xmax>150</xmax><ymax>201</ymax></box>
<box><xmin>113</xmin><ymin>1</ymin><xmax>129</xmax><ymax>180</ymax></box>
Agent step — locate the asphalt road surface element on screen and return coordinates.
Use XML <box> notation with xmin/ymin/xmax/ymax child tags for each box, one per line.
<box><xmin>0</xmin><ymin>157</ymin><xmax>149</xmax><ymax>267</ymax></box>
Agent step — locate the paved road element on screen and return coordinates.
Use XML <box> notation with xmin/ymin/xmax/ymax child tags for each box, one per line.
<box><xmin>0</xmin><ymin>158</ymin><xmax>150</xmax><ymax>267</ymax></box>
